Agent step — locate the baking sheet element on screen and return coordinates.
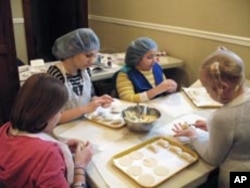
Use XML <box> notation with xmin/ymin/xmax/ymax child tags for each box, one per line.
<box><xmin>85</xmin><ymin>106</ymin><xmax>125</xmax><ymax>128</ymax></box>
<box><xmin>84</xmin><ymin>99</ymin><xmax>133</xmax><ymax>129</ymax></box>
<box><xmin>92</xmin><ymin>137</ymin><xmax>142</xmax><ymax>188</ymax></box>
<box><xmin>112</xmin><ymin>136</ymin><xmax>198</xmax><ymax>188</ymax></box>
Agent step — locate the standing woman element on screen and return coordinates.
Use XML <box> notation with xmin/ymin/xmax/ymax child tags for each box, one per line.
<box><xmin>48</xmin><ymin>28</ymin><xmax>113</xmax><ymax>124</ymax></box>
<box><xmin>173</xmin><ymin>47</ymin><xmax>250</xmax><ymax>188</ymax></box>
<box><xmin>0</xmin><ymin>73</ymin><xmax>92</xmax><ymax>187</ymax></box>
<box><xmin>115</xmin><ymin>37</ymin><xmax>177</xmax><ymax>102</ymax></box>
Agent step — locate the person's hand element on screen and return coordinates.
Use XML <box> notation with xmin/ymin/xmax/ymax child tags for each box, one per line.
<box><xmin>84</xmin><ymin>95</ymin><xmax>113</xmax><ymax>114</ymax></box>
<box><xmin>193</xmin><ymin>120</ymin><xmax>208</xmax><ymax>131</ymax></box>
<box><xmin>172</xmin><ymin>123</ymin><xmax>198</xmax><ymax>138</ymax></box>
<box><xmin>74</xmin><ymin>141</ymin><xmax>93</xmax><ymax>169</ymax></box>
<box><xmin>84</xmin><ymin>99</ymin><xmax>103</xmax><ymax>113</ymax></box>
<box><xmin>158</xmin><ymin>79</ymin><xmax>177</xmax><ymax>93</ymax></box>
<box><xmin>66</xmin><ymin>139</ymin><xmax>79</xmax><ymax>153</ymax></box>
<box><xmin>93</xmin><ymin>94</ymin><xmax>114</xmax><ymax>108</ymax></box>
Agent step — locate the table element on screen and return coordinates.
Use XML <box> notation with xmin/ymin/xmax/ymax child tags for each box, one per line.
<box><xmin>53</xmin><ymin>92</ymin><xmax>216</xmax><ymax>188</ymax></box>
<box><xmin>18</xmin><ymin>54</ymin><xmax>184</xmax><ymax>84</ymax></box>
<box><xmin>91</xmin><ymin>54</ymin><xmax>184</xmax><ymax>95</ymax></box>
<box><xmin>90</xmin><ymin>55</ymin><xmax>184</xmax><ymax>81</ymax></box>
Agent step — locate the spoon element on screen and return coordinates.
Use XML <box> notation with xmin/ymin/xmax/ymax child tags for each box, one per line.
<box><xmin>136</xmin><ymin>103</ymin><xmax>142</xmax><ymax>119</ymax></box>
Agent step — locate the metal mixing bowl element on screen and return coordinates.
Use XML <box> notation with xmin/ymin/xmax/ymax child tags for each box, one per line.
<box><xmin>122</xmin><ymin>105</ymin><xmax>161</xmax><ymax>132</ymax></box>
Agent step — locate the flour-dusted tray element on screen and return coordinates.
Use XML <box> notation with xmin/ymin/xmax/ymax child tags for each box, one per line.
<box><xmin>85</xmin><ymin>104</ymin><xmax>126</xmax><ymax>129</ymax></box>
<box><xmin>112</xmin><ymin>136</ymin><xmax>198</xmax><ymax>187</ymax></box>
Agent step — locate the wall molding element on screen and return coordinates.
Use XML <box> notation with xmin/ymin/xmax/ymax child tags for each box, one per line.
<box><xmin>13</xmin><ymin>18</ymin><xmax>24</xmax><ymax>24</ymax></box>
<box><xmin>89</xmin><ymin>15</ymin><xmax>250</xmax><ymax>47</ymax></box>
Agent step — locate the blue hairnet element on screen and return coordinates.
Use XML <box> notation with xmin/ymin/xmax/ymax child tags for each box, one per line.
<box><xmin>125</xmin><ymin>37</ymin><xmax>158</xmax><ymax>67</ymax></box>
<box><xmin>52</xmin><ymin>28</ymin><xmax>100</xmax><ymax>60</ymax></box>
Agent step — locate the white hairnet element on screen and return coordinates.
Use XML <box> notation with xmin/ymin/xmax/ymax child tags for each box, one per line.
<box><xmin>52</xmin><ymin>28</ymin><xmax>100</xmax><ymax>60</ymax></box>
<box><xmin>125</xmin><ymin>37</ymin><xmax>158</xmax><ymax>67</ymax></box>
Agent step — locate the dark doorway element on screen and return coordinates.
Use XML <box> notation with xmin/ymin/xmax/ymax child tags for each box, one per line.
<box><xmin>22</xmin><ymin>0</ymin><xmax>88</xmax><ymax>62</ymax></box>
<box><xmin>0</xmin><ymin>0</ymin><xmax>19</xmax><ymax>125</ymax></box>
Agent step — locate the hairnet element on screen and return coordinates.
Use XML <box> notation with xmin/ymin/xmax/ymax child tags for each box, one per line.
<box><xmin>125</xmin><ymin>37</ymin><xmax>158</xmax><ymax>67</ymax></box>
<box><xmin>52</xmin><ymin>28</ymin><xmax>100</xmax><ymax>60</ymax></box>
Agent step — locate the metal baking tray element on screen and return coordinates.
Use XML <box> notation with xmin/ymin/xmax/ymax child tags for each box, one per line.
<box><xmin>112</xmin><ymin>136</ymin><xmax>198</xmax><ymax>187</ymax></box>
<box><xmin>85</xmin><ymin>106</ymin><xmax>125</xmax><ymax>129</ymax></box>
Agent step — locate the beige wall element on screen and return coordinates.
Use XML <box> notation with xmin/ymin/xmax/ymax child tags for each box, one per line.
<box><xmin>89</xmin><ymin>0</ymin><xmax>250</xmax><ymax>85</ymax></box>
<box><xmin>10</xmin><ymin>0</ymin><xmax>28</xmax><ymax>64</ymax></box>
<box><xmin>9</xmin><ymin>1</ymin><xmax>250</xmax><ymax>85</ymax></box>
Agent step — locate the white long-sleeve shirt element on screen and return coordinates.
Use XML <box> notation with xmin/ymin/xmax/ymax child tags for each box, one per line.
<box><xmin>190</xmin><ymin>88</ymin><xmax>250</xmax><ymax>188</ymax></box>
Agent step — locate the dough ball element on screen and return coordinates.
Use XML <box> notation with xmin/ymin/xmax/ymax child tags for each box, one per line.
<box><xmin>156</xmin><ymin>139</ymin><xmax>170</xmax><ymax>148</ymax></box>
<box><xmin>168</xmin><ymin>145</ymin><xmax>182</xmax><ymax>155</ymax></box>
<box><xmin>180</xmin><ymin>152</ymin><xmax>195</xmax><ymax>162</ymax></box>
<box><xmin>146</xmin><ymin>144</ymin><xmax>159</xmax><ymax>153</ymax></box>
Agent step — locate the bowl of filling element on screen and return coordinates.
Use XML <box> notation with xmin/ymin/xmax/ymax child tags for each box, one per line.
<box><xmin>122</xmin><ymin>105</ymin><xmax>161</xmax><ymax>132</ymax></box>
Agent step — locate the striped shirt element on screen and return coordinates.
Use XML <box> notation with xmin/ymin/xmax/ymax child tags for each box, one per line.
<box><xmin>47</xmin><ymin>65</ymin><xmax>84</xmax><ymax>96</ymax></box>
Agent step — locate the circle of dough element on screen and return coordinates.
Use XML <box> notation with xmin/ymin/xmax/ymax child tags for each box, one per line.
<box><xmin>126</xmin><ymin>165</ymin><xmax>143</xmax><ymax>176</ymax></box>
<box><xmin>143</xmin><ymin>157</ymin><xmax>158</xmax><ymax>168</ymax></box>
<box><xmin>129</xmin><ymin>151</ymin><xmax>144</xmax><ymax>160</ymax></box>
<box><xmin>118</xmin><ymin>156</ymin><xmax>133</xmax><ymax>166</ymax></box>
<box><xmin>153</xmin><ymin>166</ymin><xmax>169</xmax><ymax>176</ymax></box>
<box><xmin>138</xmin><ymin>174</ymin><xmax>155</xmax><ymax>187</ymax></box>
